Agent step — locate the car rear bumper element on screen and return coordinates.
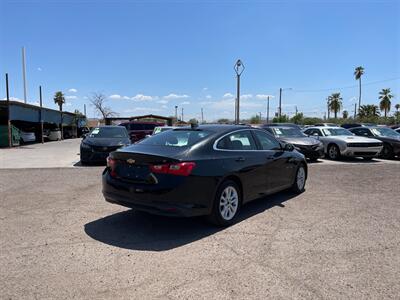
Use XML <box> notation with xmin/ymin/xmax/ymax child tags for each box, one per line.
<box><xmin>102</xmin><ymin>170</ymin><xmax>215</xmax><ymax>217</ymax></box>
<box><xmin>341</xmin><ymin>146</ymin><xmax>383</xmax><ymax>157</ymax></box>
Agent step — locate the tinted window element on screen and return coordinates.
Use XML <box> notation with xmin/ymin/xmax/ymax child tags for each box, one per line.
<box><xmin>253</xmin><ymin>130</ymin><xmax>281</xmax><ymax>150</ymax></box>
<box><xmin>322</xmin><ymin>128</ymin><xmax>352</xmax><ymax>136</ymax></box>
<box><xmin>217</xmin><ymin>130</ymin><xmax>257</xmax><ymax>150</ymax></box>
<box><xmin>89</xmin><ymin>127</ymin><xmax>128</xmax><ymax>138</ymax></box>
<box><xmin>305</xmin><ymin>129</ymin><xmax>322</xmax><ymax>136</ymax></box>
<box><xmin>130</xmin><ymin>123</ymin><xmax>144</xmax><ymax>130</ymax></box>
<box><xmin>144</xmin><ymin>124</ymin><xmax>157</xmax><ymax>130</ymax></box>
<box><xmin>371</xmin><ymin>127</ymin><xmax>400</xmax><ymax>137</ymax></box>
<box><xmin>140</xmin><ymin>130</ymin><xmax>211</xmax><ymax>147</ymax></box>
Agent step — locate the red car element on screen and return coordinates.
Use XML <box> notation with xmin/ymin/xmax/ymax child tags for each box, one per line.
<box><xmin>119</xmin><ymin>121</ymin><xmax>165</xmax><ymax>142</ymax></box>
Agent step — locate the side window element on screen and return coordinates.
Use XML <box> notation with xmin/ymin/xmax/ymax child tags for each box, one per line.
<box><xmin>310</xmin><ymin>129</ymin><xmax>323</xmax><ymax>136</ymax></box>
<box><xmin>253</xmin><ymin>130</ymin><xmax>281</xmax><ymax>150</ymax></box>
<box><xmin>130</xmin><ymin>123</ymin><xmax>144</xmax><ymax>130</ymax></box>
<box><xmin>144</xmin><ymin>124</ymin><xmax>156</xmax><ymax>130</ymax></box>
<box><xmin>352</xmin><ymin>129</ymin><xmax>361</xmax><ymax>136</ymax></box>
<box><xmin>360</xmin><ymin>129</ymin><xmax>372</xmax><ymax>136</ymax></box>
<box><xmin>217</xmin><ymin>130</ymin><xmax>257</xmax><ymax>150</ymax></box>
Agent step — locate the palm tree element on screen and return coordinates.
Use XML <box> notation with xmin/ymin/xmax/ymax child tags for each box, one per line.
<box><xmin>354</xmin><ymin>66</ymin><xmax>364</xmax><ymax>114</ymax></box>
<box><xmin>328</xmin><ymin>92</ymin><xmax>342</xmax><ymax>119</ymax></box>
<box><xmin>395</xmin><ymin>103</ymin><xmax>400</xmax><ymax>112</ymax></box>
<box><xmin>342</xmin><ymin>110</ymin><xmax>349</xmax><ymax>119</ymax></box>
<box><xmin>379</xmin><ymin>88</ymin><xmax>394</xmax><ymax>118</ymax></box>
<box><xmin>358</xmin><ymin>104</ymin><xmax>380</xmax><ymax>118</ymax></box>
<box><xmin>53</xmin><ymin>91</ymin><xmax>65</xmax><ymax>139</ymax></box>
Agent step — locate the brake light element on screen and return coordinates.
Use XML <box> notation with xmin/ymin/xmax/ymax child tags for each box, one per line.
<box><xmin>106</xmin><ymin>156</ymin><xmax>117</xmax><ymax>177</ymax></box>
<box><xmin>150</xmin><ymin>162</ymin><xmax>196</xmax><ymax>176</ymax></box>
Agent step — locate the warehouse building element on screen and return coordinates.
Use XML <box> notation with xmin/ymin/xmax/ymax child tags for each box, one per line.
<box><xmin>0</xmin><ymin>100</ymin><xmax>86</xmax><ymax>147</ymax></box>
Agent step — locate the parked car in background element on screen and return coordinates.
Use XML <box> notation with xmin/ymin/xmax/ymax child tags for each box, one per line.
<box><xmin>395</xmin><ymin>128</ymin><xmax>400</xmax><ymax>134</ymax></box>
<box><xmin>19</xmin><ymin>130</ymin><xmax>36</xmax><ymax>143</ymax></box>
<box><xmin>119</xmin><ymin>121</ymin><xmax>165</xmax><ymax>142</ymax></box>
<box><xmin>152</xmin><ymin>126</ymin><xmax>176</xmax><ymax>135</ymax></box>
<box><xmin>103</xmin><ymin>125</ymin><xmax>307</xmax><ymax>226</ymax></box>
<box><xmin>78</xmin><ymin>126</ymin><xmax>90</xmax><ymax>137</ymax></box>
<box><xmin>341</xmin><ymin>123</ymin><xmax>376</xmax><ymax>129</ymax></box>
<box><xmin>259</xmin><ymin>125</ymin><xmax>324</xmax><ymax>161</ymax></box>
<box><xmin>349</xmin><ymin>126</ymin><xmax>400</xmax><ymax>159</ymax></box>
<box><xmin>303</xmin><ymin>126</ymin><xmax>383</xmax><ymax>160</ymax></box>
<box><xmin>314</xmin><ymin>123</ymin><xmax>339</xmax><ymax>127</ymax></box>
<box><xmin>44</xmin><ymin>129</ymin><xmax>62</xmax><ymax>141</ymax></box>
<box><xmin>261</xmin><ymin>123</ymin><xmax>302</xmax><ymax>129</ymax></box>
<box><xmin>80</xmin><ymin>126</ymin><xmax>130</xmax><ymax>164</ymax></box>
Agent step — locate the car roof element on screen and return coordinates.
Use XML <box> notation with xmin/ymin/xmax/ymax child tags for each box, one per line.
<box><xmin>305</xmin><ymin>126</ymin><xmax>343</xmax><ymax>129</ymax></box>
<box><xmin>172</xmin><ymin>124</ymin><xmax>250</xmax><ymax>134</ymax></box>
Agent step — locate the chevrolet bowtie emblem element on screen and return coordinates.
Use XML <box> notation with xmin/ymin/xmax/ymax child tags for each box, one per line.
<box><xmin>126</xmin><ymin>159</ymin><xmax>136</xmax><ymax>164</ymax></box>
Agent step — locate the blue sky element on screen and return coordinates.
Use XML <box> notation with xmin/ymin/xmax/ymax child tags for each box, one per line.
<box><xmin>1</xmin><ymin>0</ymin><xmax>399</xmax><ymax>121</ymax></box>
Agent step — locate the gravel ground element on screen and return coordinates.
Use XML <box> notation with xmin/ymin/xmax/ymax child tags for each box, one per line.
<box><xmin>0</xmin><ymin>163</ymin><xmax>399</xmax><ymax>299</ymax></box>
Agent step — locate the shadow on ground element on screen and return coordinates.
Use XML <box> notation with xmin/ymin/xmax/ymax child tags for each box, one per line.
<box><xmin>84</xmin><ymin>191</ymin><xmax>297</xmax><ymax>251</ymax></box>
<box><xmin>74</xmin><ymin>161</ymin><xmax>107</xmax><ymax>167</ymax></box>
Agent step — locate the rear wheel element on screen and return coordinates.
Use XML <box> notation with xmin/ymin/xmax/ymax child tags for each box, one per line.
<box><xmin>291</xmin><ymin>164</ymin><xmax>306</xmax><ymax>194</ymax></box>
<box><xmin>208</xmin><ymin>180</ymin><xmax>241</xmax><ymax>226</ymax></box>
<box><xmin>363</xmin><ymin>157</ymin><xmax>373</xmax><ymax>161</ymax></box>
<box><xmin>327</xmin><ymin>144</ymin><xmax>340</xmax><ymax>160</ymax></box>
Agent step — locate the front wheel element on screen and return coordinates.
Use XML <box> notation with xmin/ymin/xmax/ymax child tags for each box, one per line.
<box><xmin>381</xmin><ymin>144</ymin><xmax>394</xmax><ymax>159</ymax></box>
<box><xmin>327</xmin><ymin>144</ymin><xmax>340</xmax><ymax>160</ymax></box>
<box><xmin>291</xmin><ymin>164</ymin><xmax>306</xmax><ymax>194</ymax></box>
<box><xmin>208</xmin><ymin>180</ymin><xmax>241</xmax><ymax>227</ymax></box>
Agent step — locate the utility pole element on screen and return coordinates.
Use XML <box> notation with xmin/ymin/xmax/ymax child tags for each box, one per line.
<box><xmin>181</xmin><ymin>107</ymin><xmax>184</xmax><ymax>122</ymax></box>
<box><xmin>266</xmin><ymin>96</ymin><xmax>270</xmax><ymax>124</ymax></box>
<box><xmin>39</xmin><ymin>86</ymin><xmax>44</xmax><ymax>143</ymax></box>
<box><xmin>22</xmin><ymin>47</ymin><xmax>27</xmax><ymax>103</ymax></box>
<box><xmin>201</xmin><ymin>108</ymin><xmax>204</xmax><ymax>124</ymax></box>
<box><xmin>234</xmin><ymin>59</ymin><xmax>245</xmax><ymax>124</ymax></box>
<box><xmin>295</xmin><ymin>106</ymin><xmax>298</xmax><ymax>115</ymax></box>
<box><xmin>354</xmin><ymin>103</ymin><xmax>357</xmax><ymax>119</ymax></box>
<box><xmin>327</xmin><ymin>98</ymin><xmax>330</xmax><ymax>119</ymax></box>
<box><xmin>259</xmin><ymin>112</ymin><xmax>262</xmax><ymax>123</ymax></box>
<box><xmin>175</xmin><ymin>105</ymin><xmax>178</xmax><ymax>122</ymax></box>
<box><xmin>6</xmin><ymin>73</ymin><xmax>12</xmax><ymax>147</ymax></box>
<box><xmin>278</xmin><ymin>88</ymin><xmax>282</xmax><ymax>118</ymax></box>
<box><xmin>84</xmin><ymin>104</ymin><xmax>87</xmax><ymax>117</ymax></box>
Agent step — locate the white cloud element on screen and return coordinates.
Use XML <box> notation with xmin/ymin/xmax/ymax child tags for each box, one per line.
<box><xmin>206</xmin><ymin>95</ymin><xmax>212</xmax><ymax>99</ymax></box>
<box><xmin>256</xmin><ymin>94</ymin><xmax>274</xmax><ymax>100</ymax></box>
<box><xmin>68</xmin><ymin>88</ymin><xmax>78</xmax><ymax>93</ymax></box>
<box><xmin>109</xmin><ymin>94</ymin><xmax>122</xmax><ymax>99</ymax></box>
<box><xmin>157</xmin><ymin>99</ymin><xmax>169</xmax><ymax>104</ymax></box>
<box><xmin>164</xmin><ymin>93</ymin><xmax>189</xmax><ymax>99</ymax></box>
<box><xmin>1</xmin><ymin>97</ymin><xmax>24</xmax><ymax>102</ymax></box>
<box><xmin>161</xmin><ymin>105</ymin><xmax>168</xmax><ymax>109</ymax></box>
<box><xmin>131</xmin><ymin>94</ymin><xmax>153</xmax><ymax>101</ymax></box>
<box><xmin>65</xmin><ymin>95</ymin><xmax>77</xmax><ymax>100</ymax></box>
<box><xmin>199</xmin><ymin>101</ymin><xmax>214</xmax><ymax>105</ymax></box>
<box><xmin>83</xmin><ymin>96</ymin><xmax>88</xmax><ymax>99</ymax></box>
<box><xmin>241</xmin><ymin>94</ymin><xmax>253</xmax><ymax>100</ymax></box>
<box><xmin>203</xmin><ymin>87</ymin><xmax>208</xmax><ymax>91</ymax></box>
<box><xmin>211</xmin><ymin>98</ymin><xmax>263</xmax><ymax>110</ymax></box>
<box><xmin>37</xmin><ymin>67</ymin><xmax>42</xmax><ymax>72</ymax></box>
<box><xmin>65</xmin><ymin>102</ymin><xmax>72</xmax><ymax>107</ymax></box>
<box><xmin>181</xmin><ymin>101</ymin><xmax>190</xmax><ymax>105</ymax></box>
<box><xmin>122</xmin><ymin>96</ymin><xmax>131</xmax><ymax>100</ymax></box>
<box><xmin>223</xmin><ymin>93</ymin><xmax>234</xmax><ymax>98</ymax></box>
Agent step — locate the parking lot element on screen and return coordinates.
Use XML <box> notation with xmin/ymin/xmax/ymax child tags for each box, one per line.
<box><xmin>1</xmin><ymin>141</ymin><xmax>399</xmax><ymax>299</ymax></box>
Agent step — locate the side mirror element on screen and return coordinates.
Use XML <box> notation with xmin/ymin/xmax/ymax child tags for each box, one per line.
<box><xmin>283</xmin><ymin>143</ymin><xmax>294</xmax><ymax>151</ymax></box>
<box><xmin>82</xmin><ymin>133</ymin><xmax>87</xmax><ymax>139</ymax></box>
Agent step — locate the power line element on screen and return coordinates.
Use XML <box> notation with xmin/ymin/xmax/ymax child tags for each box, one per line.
<box><xmin>291</xmin><ymin>77</ymin><xmax>400</xmax><ymax>93</ymax></box>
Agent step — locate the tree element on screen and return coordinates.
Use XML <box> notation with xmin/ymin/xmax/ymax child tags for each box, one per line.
<box><xmin>53</xmin><ymin>91</ymin><xmax>65</xmax><ymax>139</ymax></box>
<box><xmin>342</xmin><ymin>110</ymin><xmax>349</xmax><ymax>119</ymax></box>
<box><xmin>379</xmin><ymin>88</ymin><xmax>394</xmax><ymax>118</ymax></box>
<box><xmin>290</xmin><ymin>112</ymin><xmax>304</xmax><ymax>124</ymax></box>
<box><xmin>272</xmin><ymin>114</ymin><xmax>289</xmax><ymax>123</ymax></box>
<box><xmin>89</xmin><ymin>92</ymin><xmax>117</xmax><ymax>121</ymax></box>
<box><xmin>354</xmin><ymin>66</ymin><xmax>364</xmax><ymax>114</ymax></box>
<box><xmin>358</xmin><ymin>104</ymin><xmax>380</xmax><ymax>118</ymax></box>
<box><xmin>395</xmin><ymin>104</ymin><xmax>400</xmax><ymax>112</ymax></box>
<box><xmin>328</xmin><ymin>92</ymin><xmax>342</xmax><ymax>119</ymax></box>
<box><xmin>217</xmin><ymin>118</ymin><xmax>231</xmax><ymax>124</ymax></box>
<box><xmin>188</xmin><ymin>118</ymin><xmax>198</xmax><ymax>124</ymax></box>
<box><xmin>250</xmin><ymin>115</ymin><xmax>261</xmax><ymax>124</ymax></box>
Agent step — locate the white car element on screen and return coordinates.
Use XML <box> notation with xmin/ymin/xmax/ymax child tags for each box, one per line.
<box><xmin>303</xmin><ymin>126</ymin><xmax>383</xmax><ymax>160</ymax></box>
<box><xmin>19</xmin><ymin>131</ymin><xmax>36</xmax><ymax>143</ymax></box>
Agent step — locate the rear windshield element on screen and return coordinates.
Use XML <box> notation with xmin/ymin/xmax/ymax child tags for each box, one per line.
<box><xmin>89</xmin><ymin>127</ymin><xmax>128</xmax><ymax>138</ymax></box>
<box><xmin>322</xmin><ymin>128</ymin><xmax>352</xmax><ymax>136</ymax></box>
<box><xmin>371</xmin><ymin>127</ymin><xmax>400</xmax><ymax>137</ymax></box>
<box><xmin>140</xmin><ymin>130</ymin><xmax>211</xmax><ymax>147</ymax></box>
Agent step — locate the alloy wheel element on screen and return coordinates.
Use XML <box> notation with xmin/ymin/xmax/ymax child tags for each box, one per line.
<box><xmin>219</xmin><ymin>186</ymin><xmax>239</xmax><ymax>221</ymax></box>
<box><xmin>297</xmin><ymin>166</ymin><xmax>306</xmax><ymax>190</ymax></box>
<box><xmin>328</xmin><ymin>145</ymin><xmax>338</xmax><ymax>159</ymax></box>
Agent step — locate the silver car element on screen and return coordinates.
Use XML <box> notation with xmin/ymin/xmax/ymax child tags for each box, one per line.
<box><xmin>303</xmin><ymin>126</ymin><xmax>383</xmax><ymax>160</ymax></box>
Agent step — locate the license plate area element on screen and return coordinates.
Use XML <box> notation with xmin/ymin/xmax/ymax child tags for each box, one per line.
<box><xmin>117</xmin><ymin>164</ymin><xmax>151</xmax><ymax>182</ymax></box>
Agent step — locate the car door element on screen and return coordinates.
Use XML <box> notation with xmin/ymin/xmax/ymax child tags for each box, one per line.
<box><xmin>215</xmin><ymin>130</ymin><xmax>267</xmax><ymax>202</ymax></box>
<box><xmin>252</xmin><ymin>129</ymin><xmax>296</xmax><ymax>193</ymax></box>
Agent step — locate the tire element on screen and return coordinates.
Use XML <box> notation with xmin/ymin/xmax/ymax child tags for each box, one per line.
<box><xmin>308</xmin><ymin>157</ymin><xmax>318</xmax><ymax>162</ymax></box>
<box><xmin>207</xmin><ymin>180</ymin><xmax>241</xmax><ymax>227</ymax></box>
<box><xmin>327</xmin><ymin>144</ymin><xmax>340</xmax><ymax>160</ymax></box>
<box><xmin>363</xmin><ymin>157</ymin><xmax>373</xmax><ymax>161</ymax></box>
<box><xmin>381</xmin><ymin>144</ymin><xmax>394</xmax><ymax>159</ymax></box>
<box><xmin>291</xmin><ymin>164</ymin><xmax>306</xmax><ymax>194</ymax></box>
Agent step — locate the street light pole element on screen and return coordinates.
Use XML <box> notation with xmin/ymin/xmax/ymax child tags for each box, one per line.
<box><xmin>234</xmin><ymin>59</ymin><xmax>245</xmax><ymax>124</ymax></box>
<box><xmin>278</xmin><ymin>87</ymin><xmax>292</xmax><ymax>119</ymax></box>
<box><xmin>266</xmin><ymin>96</ymin><xmax>270</xmax><ymax>124</ymax></box>
<box><xmin>175</xmin><ymin>106</ymin><xmax>178</xmax><ymax>122</ymax></box>
<box><xmin>201</xmin><ymin>108</ymin><xmax>204</xmax><ymax>124</ymax></box>
<box><xmin>181</xmin><ymin>107</ymin><xmax>184</xmax><ymax>122</ymax></box>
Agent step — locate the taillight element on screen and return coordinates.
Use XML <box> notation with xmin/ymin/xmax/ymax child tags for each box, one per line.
<box><xmin>150</xmin><ymin>162</ymin><xmax>196</xmax><ymax>176</ymax></box>
<box><xmin>106</xmin><ymin>156</ymin><xmax>117</xmax><ymax>177</ymax></box>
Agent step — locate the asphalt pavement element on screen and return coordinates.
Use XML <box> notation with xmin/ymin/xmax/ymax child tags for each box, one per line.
<box><xmin>1</xmin><ymin>162</ymin><xmax>399</xmax><ymax>299</ymax></box>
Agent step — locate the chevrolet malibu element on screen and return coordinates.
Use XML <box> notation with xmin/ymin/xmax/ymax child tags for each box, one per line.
<box><xmin>303</xmin><ymin>126</ymin><xmax>383</xmax><ymax>160</ymax></box>
<box><xmin>102</xmin><ymin>125</ymin><xmax>307</xmax><ymax>226</ymax></box>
